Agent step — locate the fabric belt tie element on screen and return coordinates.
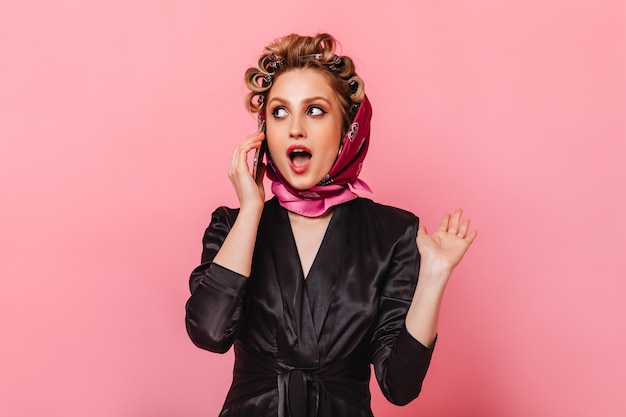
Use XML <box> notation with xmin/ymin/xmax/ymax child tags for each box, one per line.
<box><xmin>278</xmin><ymin>367</ymin><xmax>322</xmax><ymax>417</ymax></box>
<box><xmin>225</xmin><ymin>342</ymin><xmax>371</xmax><ymax>416</ymax></box>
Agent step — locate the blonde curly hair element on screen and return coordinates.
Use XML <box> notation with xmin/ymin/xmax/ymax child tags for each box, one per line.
<box><xmin>244</xmin><ymin>33</ymin><xmax>365</xmax><ymax>133</ymax></box>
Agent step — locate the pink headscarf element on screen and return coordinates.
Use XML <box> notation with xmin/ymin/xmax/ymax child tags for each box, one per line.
<box><xmin>265</xmin><ymin>95</ymin><xmax>373</xmax><ymax>217</ymax></box>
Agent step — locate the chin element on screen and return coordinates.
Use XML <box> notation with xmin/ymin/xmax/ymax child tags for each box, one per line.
<box><xmin>286</xmin><ymin>180</ymin><xmax>318</xmax><ymax>191</ymax></box>
<box><xmin>283</xmin><ymin>175</ymin><xmax>324</xmax><ymax>191</ymax></box>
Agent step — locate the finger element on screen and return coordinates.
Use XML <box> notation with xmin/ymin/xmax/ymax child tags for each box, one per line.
<box><xmin>233</xmin><ymin>132</ymin><xmax>265</xmax><ymax>157</ymax></box>
<box><xmin>241</xmin><ymin>134</ymin><xmax>265</xmax><ymax>153</ymax></box>
<box><xmin>230</xmin><ymin>142</ymin><xmax>251</xmax><ymax>174</ymax></box>
<box><xmin>234</xmin><ymin>133</ymin><xmax>264</xmax><ymax>158</ymax></box>
<box><xmin>256</xmin><ymin>164</ymin><xmax>266</xmax><ymax>200</ymax></box>
<box><xmin>458</xmin><ymin>218</ymin><xmax>470</xmax><ymax>238</ymax></box>
<box><xmin>416</xmin><ymin>224</ymin><xmax>429</xmax><ymax>247</ymax></box>
<box><xmin>448</xmin><ymin>208</ymin><xmax>463</xmax><ymax>235</ymax></box>
<box><xmin>247</xmin><ymin>128</ymin><xmax>265</xmax><ymax>138</ymax></box>
<box><xmin>231</xmin><ymin>136</ymin><xmax>264</xmax><ymax>172</ymax></box>
<box><xmin>466</xmin><ymin>229</ymin><xmax>478</xmax><ymax>243</ymax></box>
<box><xmin>229</xmin><ymin>144</ymin><xmax>242</xmax><ymax>176</ymax></box>
<box><xmin>437</xmin><ymin>213</ymin><xmax>451</xmax><ymax>232</ymax></box>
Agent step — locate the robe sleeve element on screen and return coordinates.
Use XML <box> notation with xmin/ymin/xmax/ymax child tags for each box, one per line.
<box><xmin>368</xmin><ymin>216</ymin><xmax>436</xmax><ymax>406</ymax></box>
<box><xmin>185</xmin><ymin>206</ymin><xmax>248</xmax><ymax>354</ymax></box>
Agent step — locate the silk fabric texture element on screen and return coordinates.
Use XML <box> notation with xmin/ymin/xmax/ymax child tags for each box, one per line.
<box><xmin>265</xmin><ymin>95</ymin><xmax>373</xmax><ymax>217</ymax></box>
<box><xmin>186</xmin><ymin>198</ymin><xmax>435</xmax><ymax>416</ymax></box>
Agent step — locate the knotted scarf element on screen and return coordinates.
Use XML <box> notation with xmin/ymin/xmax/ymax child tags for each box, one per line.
<box><xmin>264</xmin><ymin>95</ymin><xmax>373</xmax><ymax>217</ymax></box>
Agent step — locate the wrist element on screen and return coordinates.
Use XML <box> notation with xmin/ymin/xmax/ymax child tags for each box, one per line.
<box><xmin>237</xmin><ymin>204</ymin><xmax>263</xmax><ymax>223</ymax></box>
<box><xmin>239</xmin><ymin>199</ymin><xmax>264</xmax><ymax>215</ymax></box>
<box><xmin>419</xmin><ymin>257</ymin><xmax>454</xmax><ymax>276</ymax></box>
<box><xmin>417</xmin><ymin>260</ymin><xmax>453</xmax><ymax>291</ymax></box>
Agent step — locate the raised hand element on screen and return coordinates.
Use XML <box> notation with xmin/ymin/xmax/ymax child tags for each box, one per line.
<box><xmin>406</xmin><ymin>209</ymin><xmax>478</xmax><ymax>345</ymax></box>
<box><xmin>228</xmin><ymin>131</ymin><xmax>266</xmax><ymax>213</ymax></box>
<box><xmin>212</xmin><ymin>131</ymin><xmax>267</xmax><ymax>276</ymax></box>
<box><xmin>416</xmin><ymin>209</ymin><xmax>478</xmax><ymax>274</ymax></box>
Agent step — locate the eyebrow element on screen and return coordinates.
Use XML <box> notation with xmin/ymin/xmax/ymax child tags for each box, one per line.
<box><xmin>268</xmin><ymin>96</ymin><xmax>332</xmax><ymax>106</ymax></box>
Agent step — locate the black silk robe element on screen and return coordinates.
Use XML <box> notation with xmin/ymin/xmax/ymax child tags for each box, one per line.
<box><xmin>186</xmin><ymin>197</ymin><xmax>435</xmax><ymax>416</ymax></box>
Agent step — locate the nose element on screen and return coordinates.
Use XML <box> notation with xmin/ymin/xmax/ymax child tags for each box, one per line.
<box><xmin>289</xmin><ymin>116</ymin><xmax>305</xmax><ymax>139</ymax></box>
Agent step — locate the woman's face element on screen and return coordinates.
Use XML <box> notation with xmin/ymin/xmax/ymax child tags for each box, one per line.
<box><xmin>265</xmin><ymin>68</ymin><xmax>343</xmax><ymax>190</ymax></box>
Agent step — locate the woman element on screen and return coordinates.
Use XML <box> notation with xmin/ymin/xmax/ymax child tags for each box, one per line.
<box><xmin>185</xmin><ymin>33</ymin><xmax>477</xmax><ymax>416</ymax></box>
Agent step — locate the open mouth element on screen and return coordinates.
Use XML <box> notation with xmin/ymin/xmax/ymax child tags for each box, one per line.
<box><xmin>289</xmin><ymin>148</ymin><xmax>312</xmax><ymax>167</ymax></box>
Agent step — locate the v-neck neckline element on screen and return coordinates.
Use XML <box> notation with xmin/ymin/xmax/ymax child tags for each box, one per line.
<box><xmin>266</xmin><ymin>197</ymin><xmax>352</xmax><ymax>346</ymax></box>
<box><xmin>286</xmin><ymin>209</ymin><xmax>336</xmax><ymax>281</ymax></box>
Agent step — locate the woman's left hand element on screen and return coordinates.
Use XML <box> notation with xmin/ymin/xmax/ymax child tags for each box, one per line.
<box><xmin>407</xmin><ymin>209</ymin><xmax>478</xmax><ymax>344</ymax></box>
<box><xmin>416</xmin><ymin>209</ymin><xmax>478</xmax><ymax>274</ymax></box>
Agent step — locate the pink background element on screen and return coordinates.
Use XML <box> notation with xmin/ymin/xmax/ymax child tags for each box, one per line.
<box><xmin>1</xmin><ymin>1</ymin><xmax>625</xmax><ymax>416</ymax></box>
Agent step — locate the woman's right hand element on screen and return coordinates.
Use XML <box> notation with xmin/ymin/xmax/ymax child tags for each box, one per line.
<box><xmin>228</xmin><ymin>131</ymin><xmax>266</xmax><ymax>213</ymax></box>
<box><xmin>212</xmin><ymin>131</ymin><xmax>267</xmax><ymax>277</ymax></box>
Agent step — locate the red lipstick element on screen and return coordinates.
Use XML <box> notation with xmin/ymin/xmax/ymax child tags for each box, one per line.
<box><xmin>286</xmin><ymin>145</ymin><xmax>312</xmax><ymax>174</ymax></box>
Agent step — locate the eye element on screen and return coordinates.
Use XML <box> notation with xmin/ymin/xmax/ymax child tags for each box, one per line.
<box><xmin>272</xmin><ymin>107</ymin><xmax>288</xmax><ymax>118</ymax></box>
<box><xmin>307</xmin><ymin>105</ymin><xmax>326</xmax><ymax>116</ymax></box>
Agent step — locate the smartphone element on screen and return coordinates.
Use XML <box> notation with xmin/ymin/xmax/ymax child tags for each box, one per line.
<box><xmin>253</xmin><ymin>117</ymin><xmax>267</xmax><ymax>181</ymax></box>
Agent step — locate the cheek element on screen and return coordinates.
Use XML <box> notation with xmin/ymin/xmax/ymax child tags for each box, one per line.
<box><xmin>264</xmin><ymin>127</ymin><xmax>280</xmax><ymax>154</ymax></box>
<box><xmin>319</xmin><ymin>140</ymin><xmax>342</xmax><ymax>167</ymax></box>
<box><xmin>325</xmin><ymin>128</ymin><xmax>343</xmax><ymax>153</ymax></box>
<box><xmin>266</xmin><ymin>141</ymin><xmax>280</xmax><ymax>160</ymax></box>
